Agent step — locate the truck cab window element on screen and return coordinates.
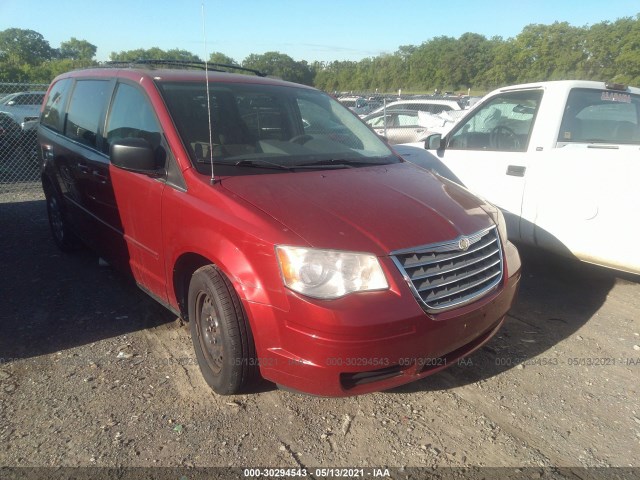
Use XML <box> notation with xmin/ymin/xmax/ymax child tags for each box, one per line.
<box><xmin>448</xmin><ymin>90</ymin><xmax>543</xmax><ymax>152</ymax></box>
<box><xmin>558</xmin><ymin>88</ymin><xmax>640</xmax><ymax>145</ymax></box>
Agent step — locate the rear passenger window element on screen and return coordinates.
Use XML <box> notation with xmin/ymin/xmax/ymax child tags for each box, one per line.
<box><xmin>41</xmin><ymin>80</ymin><xmax>72</xmax><ymax>133</ymax></box>
<box><xmin>105</xmin><ymin>83</ymin><xmax>161</xmax><ymax>154</ymax></box>
<box><xmin>65</xmin><ymin>80</ymin><xmax>111</xmax><ymax>149</ymax></box>
<box><xmin>558</xmin><ymin>88</ymin><xmax>640</xmax><ymax>145</ymax></box>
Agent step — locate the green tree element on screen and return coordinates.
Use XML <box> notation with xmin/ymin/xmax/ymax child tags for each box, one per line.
<box><xmin>613</xmin><ymin>15</ymin><xmax>640</xmax><ymax>85</ymax></box>
<box><xmin>353</xmin><ymin>57</ymin><xmax>374</xmax><ymax>90</ymax></box>
<box><xmin>313</xmin><ymin>61</ymin><xmax>339</xmax><ymax>91</ymax></box>
<box><xmin>451</xmin><ymin>33</ymin><xmax>494</xmax><ymax>89</ymax></box>
<box><xmin>109</xmin><ymin>47</ymin><xmax>200</xmax><ymax>62</ymax></box>
<box><xmin>59</xmin><ymin>37</ymin><xmax>97</xmax><ymax>61</ymax></box>
<box><xmin>512</xmin><ymin>22</ymin><xmax>586</xmax><ymax>82</ymax></box>
<box><xmin>242</xmin><ymin>51</ymin><xmax>313</xmax><ymax>85</ymax></box>
<box><xmin>0</xmin><ymin>63</ymin><xmax>26</xmax><ymax>82</ymax></box>
<box><xmin>208</xmin><ymin>51</ymin><xmax>237</xmax><ymax>65</ymax></box>
<box><xmin>406</xmin><ymin>36</ymin><xmax>458</xmax><ymax>90</ymax></box>
<box><xmin>476</xmin><ymin>37</ymin><xmax>519</xmax><ymax>88</ymax></box>
<box><xmin>372</xmin><ymin>54</ymin><xmax>405</xmax><ymax>92</ymax></box>
<box><xmin>0</xmin><ymin>28</ymin><xmax>53</xmax><ymax>66</ymax></box>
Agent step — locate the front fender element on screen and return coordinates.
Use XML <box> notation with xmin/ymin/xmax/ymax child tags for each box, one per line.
<box><xmin>162</xmin><ymin>182</ymin><xmax>301</xmax><ymax>313</ymax></box>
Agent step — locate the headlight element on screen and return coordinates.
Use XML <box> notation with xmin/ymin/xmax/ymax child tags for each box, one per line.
<box><xmin>275</xmin><ymin>245</ymin><xmax>388</xmax><ymax>299</ymax></box>
<box><xmin>481</xmin><ymin>203</ymin><xmax>508</xmax><ymax>243</ymax></box>
<box><xmin>494</xmin><ymin>207</ymin><xmax>508</xmax><ymax>243</ymax></box>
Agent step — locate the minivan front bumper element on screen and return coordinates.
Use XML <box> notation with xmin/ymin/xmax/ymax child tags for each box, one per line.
<box><xmin>246</xmin><ymin>241</ymin><xmax>521</xmax><ymax>397</ymax></box>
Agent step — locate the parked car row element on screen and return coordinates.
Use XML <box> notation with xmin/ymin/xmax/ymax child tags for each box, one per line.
<box><xmin>363</xmin><ymin>99</ymin><xmax>469</xmax><ymax>144</ymax></box>
<box><xmin>336</xmin><ymin>95</ymin><xmax>383</xmax><ymax>116</ymax></box>
<box><xmin>338</xmin><ymin>94</ymin><xmax>474</xmax><ymax>144</ymax></box>
<box><xmin>369</xmin><ymin>98</ymin><xmax>464</xmax><ymax>116</ymax></box>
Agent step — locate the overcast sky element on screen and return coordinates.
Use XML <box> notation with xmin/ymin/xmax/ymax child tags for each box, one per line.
<box><xmin>1</xmin><ymin>0</ymin><xmax>638</xmax><ymax>63</ymax></box>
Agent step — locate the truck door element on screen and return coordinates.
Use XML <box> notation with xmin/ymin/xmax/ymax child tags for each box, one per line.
<box><xmin>524</xmin><ymin>86</ymin><xmax>640</xmax><ymax>272</ymax></box>
<box><xmin>430</xmin><ymin>89</ymin><xmax>544</xmax><ymax>241</ymax></box>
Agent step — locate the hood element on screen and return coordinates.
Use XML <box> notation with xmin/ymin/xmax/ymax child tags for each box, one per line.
<box><xmin>221</xmin><ymin>163</ymin><xmax>493</xmax><ymax>255</ymax></box>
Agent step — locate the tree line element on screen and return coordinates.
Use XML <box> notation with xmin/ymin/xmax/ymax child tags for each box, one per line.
<box><xmin>314</xmin><ymin>15</ymin><xmax>640</xmax><ymax>92</ymax></box>
<box><xmin>1</xmin><ymin>14</ymin><xmax>639</xmax><ymax>92</ymax></box>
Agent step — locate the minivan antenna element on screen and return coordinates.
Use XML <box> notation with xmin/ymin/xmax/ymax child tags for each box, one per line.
<box><xmin>201</xmin><ymin>2</ymin><xmax>216</xmax><ymax>184</ymax></box>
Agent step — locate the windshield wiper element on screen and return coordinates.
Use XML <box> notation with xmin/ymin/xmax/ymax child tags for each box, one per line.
<box><xmin>210</xmin><ymin>158</ymin><xmax>385</xmax><ymax>171</ymax></box>
<box><xmin>233</xmin><ymin>159</ymin><xmax>294</xmax><ymax>170</ymax></box>
<box><xmin>291</xmin><ymin>158</ymin><xmax>382</xmax><ymax>169</ymax></box>
<box><xmin>237</xmin><ymin>158</ymin><xmax>362</xmax><ymax>170</ymax></box>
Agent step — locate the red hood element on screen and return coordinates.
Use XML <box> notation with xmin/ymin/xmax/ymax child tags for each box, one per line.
<box><xmin>221</xmin><ymin>163</ymin><xmax>493</xmax><ymax>254</ymax></box>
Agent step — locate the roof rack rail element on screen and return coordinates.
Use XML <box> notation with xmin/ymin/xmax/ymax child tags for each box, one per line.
<box><xmin>101</xmin><ymin>59</ymin><xmax>266</xmax><ymax>77</ymax></box>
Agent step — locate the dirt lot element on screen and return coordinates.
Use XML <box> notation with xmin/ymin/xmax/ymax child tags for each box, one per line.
<box><xmin>1</xmin><ymin>188</ymin><xmax>639</xmax><ymax>472</ymax></box>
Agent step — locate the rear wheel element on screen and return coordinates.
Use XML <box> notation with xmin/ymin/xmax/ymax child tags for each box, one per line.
<box><xmin>44</xmin><ymin>183</ymin><xmax>81</xmax><ymax>252</ymax></box>
<box><xmin>188</xmin><ymin>265</ymin><xmax>256</xmax><ymax>395</ymax></box>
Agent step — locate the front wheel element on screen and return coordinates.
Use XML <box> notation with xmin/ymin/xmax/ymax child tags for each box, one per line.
<box><xmin>188</xmin><ymin>265</ymin><xmax>256</xmax><ymax>395</ymax></box>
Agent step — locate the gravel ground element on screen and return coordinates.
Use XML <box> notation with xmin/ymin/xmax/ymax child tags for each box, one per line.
<box><xmin>0</xmin><ymin>187</ymin><xmax>639</xmax><ymax>473</ymax></box>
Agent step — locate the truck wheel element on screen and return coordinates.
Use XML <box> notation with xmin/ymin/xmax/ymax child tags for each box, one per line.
<box><xmin>44</xmin><ymin>184</ymin><xmax>81</xmax><ymax>252</ymax></box>
<box><xmin>188</xmin><ymin>265</ymin><xmax>256</xmax><ymax>395</ymax></box>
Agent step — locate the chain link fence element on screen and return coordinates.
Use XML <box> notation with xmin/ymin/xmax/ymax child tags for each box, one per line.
<box><xmin>0</xmin><ymin>82</ymin><xmax>49</xmax><ymax>194</ymax></box>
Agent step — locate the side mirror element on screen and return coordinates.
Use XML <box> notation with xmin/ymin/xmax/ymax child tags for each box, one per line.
<box><xmin>425</xmin><ymin>133</ymin><xmax>445</xmax><ymax>150</ymax></box>
<box><xmin>110</xmin><ymin>138</ymin><xmax>165</xmax><ymax>176</ymax></box>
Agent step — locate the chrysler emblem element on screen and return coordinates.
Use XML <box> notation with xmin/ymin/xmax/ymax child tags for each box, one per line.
<box><xmin>458</xmin><ymin>236</ymin><xmax>471</xmax><ymax>251</ymax></box>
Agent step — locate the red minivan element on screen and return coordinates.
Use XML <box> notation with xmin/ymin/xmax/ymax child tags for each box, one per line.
<box><xmin>38</xmin><ymin>63</ymin><xmax>521</xmax><ymax>396</ymax></box>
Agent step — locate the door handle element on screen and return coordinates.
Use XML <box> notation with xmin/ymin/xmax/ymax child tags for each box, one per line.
<box><xmin>506</xmin><ymin>165</ymin><xmax>526</xmax><ymax>177</ymax></box>
<box><xmin>42</xmin><ymin>145</ymin><xmax>54</xmax><ymax>160</ymax></box>
<box><xmin>77</xmin><ymin>163</ymin><xmax>91</xmax><ymax>174</ymax></box>
<box><xmin>92</xmin><ymin>170</ymin><xmax>109</xmax><ymax>184</ymax></box>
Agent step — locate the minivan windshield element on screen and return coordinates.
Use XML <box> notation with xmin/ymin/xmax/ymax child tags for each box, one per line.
<box><xmin>157</xmin><ymin>81</ymin><xmax>398</xmax><ymax>174</ymax></box>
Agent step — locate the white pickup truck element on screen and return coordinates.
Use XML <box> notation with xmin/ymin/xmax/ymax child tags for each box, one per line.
<box><xmin>395</xmin><ymin>80</ymin><xmax>640</xmax><ymax>274</ymax></box>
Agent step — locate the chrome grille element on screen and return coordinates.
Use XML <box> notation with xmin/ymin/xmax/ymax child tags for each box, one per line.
<box><xmin>391</xmin><ymin>227</ymin><xmax>503</xmax><ymax>312</ymax></box>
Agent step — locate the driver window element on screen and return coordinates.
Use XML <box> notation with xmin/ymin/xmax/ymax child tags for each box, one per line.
<box><xmin>448</xmin><ymin>90</ymin><xmax>543</xmax><ymax>152</ymax></box>
<box><xmin>105</xmin><ymin>83</ymin><xmax>162</xmax><ymax>154</ymax></box>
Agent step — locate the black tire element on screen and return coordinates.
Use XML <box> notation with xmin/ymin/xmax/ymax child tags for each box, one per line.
<box><xmin>188</xmin><ymin>265</ymin><xmax>256</xmax><ymax>395</ymax></box>
<box><xmin>44</xmin><ymin>183</ymin><xmax>82</xmax><ymax>252</ymax></box>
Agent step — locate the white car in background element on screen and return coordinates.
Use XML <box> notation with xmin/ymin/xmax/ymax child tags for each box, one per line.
<box><xmin>363</xmin><ymin>109</ymin><xmax>427</xmax><ymax>144</ymax></box>
<box><xmin>370</xmin><ymin>98</ymin><xmax>464</xmax><ymax>116</ymax></box>
<box><xmin>395</xmin><ymin>80</ymin><xmax>640</xmax><ymax>274</ymax></box>
<box><xmin>0</xmin><ymin>91</ymin><xmax>46</xmax><ymax>130</ymax></box>
<box><xmin>370</xmin><ymin>98</ymin><xmax>468</xmax><ymax>135</ymax></box>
